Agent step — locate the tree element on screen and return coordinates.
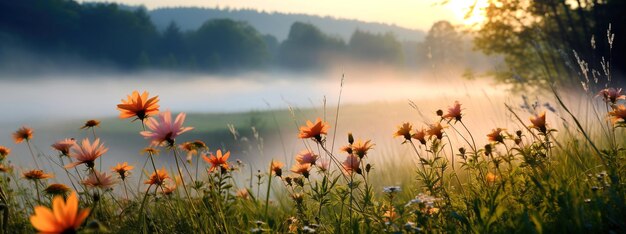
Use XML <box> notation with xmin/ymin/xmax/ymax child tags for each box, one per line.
<box><xmin>418</xmin><ymin>20</ymin><xmax>463</xmax><ymax>69</ymax></box>
<box><xmin>348</xmin><ymin>30</ymin><xmax>404</xmax><ymax>66</ymax></box>
<box><xmin>278</xmin><ymin>22</ymin><xmax>346</xmax><ymax>70</ymax></box>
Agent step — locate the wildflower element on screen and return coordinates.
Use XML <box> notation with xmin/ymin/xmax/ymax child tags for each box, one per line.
<box><xmin>597</xmin><ymin>88</ymin><xmax>625</xmax><ymax>104</ymax></box>
<box><xmin>161</xmin><ymin>183</ymin><xmax>177</xmax><ymax>196</ymax></box>
<box><xmin>13</xmin><ymin>126</ymin><xmax>33</xmax><ymax>143</ymax></box>
<box><xmin>270</xmin><ymin>161</ymin><xmax>284</xmax><ymax>177</ymax></box>
<box><xmin>342</xmin><ymin>155</ymin><xmax>361</xmax><ymax>174</ymax></box>
<box><xmin>352</xmin><ymin>139</ymin><xmax>374</xmax><ymax>158</ymax></box>
<box><xmin>83</xmin><ymin>171</ymin><xmax>117</xmax><ymax>190</ymax></box>
<box><xmin>29</xmin><ymin>192</ymin><xmax>90</xmax><ymax>234</ymax></box>
<box><xmin>145</xmin><ymin>167</ymin><xmax>170</xmax><ymax>186</ymax></box>
<box><xmin>486</xmin><ymin>172</ymin><xmax>499</xmax><ymax>183</ymax></box>
<box><xmin>295</xmin><ymin>150</ymin><xmax>318</xmax><ymax>165</ymax></box>
<box><xmin>0</xmin><ymin>146</ymin><xmax>10</xmax><ymax>160</ymax></box>
<box><xmin>23</xmin><ymin>169</ymin><xmax>53</xmax><ymax>180</ymax></box>
<box><xmin>609</xmin><ymin>105</ymin><xmax>626</xmax><ymax>124</ymax></box>
<box><xmin>0</xmin><ymin>164</ymin><xmax>12</xmax><ymax>173</ymax></box>
<box><xmin>290</xmin><ymin>163</ymin><xmax>311</xmax><ymax>178</ymax></box>
<box><xmin>427</xmin><ymin>123</ymin><xmax>445</xmax><ymax>140</ymax></box>
<box><xmin>411</xmin><ymin>128</ymin><xmax>427</xmax><ymax>144</ymax></box>
<box><xmin>316</xmin><ymin>159</ymin><xmax>330</xmax><ymax>172</ymax></box>
<box><xmin>51</xmin><ymin>138</ymin><xmax>76</xmax><ymax>156</ymax></box>
<box><xmin>340</xmin><ymin>145</ymin><xmax>353</xmax><ymax>154</ymax></box>
<box><xmin>65</xmin><ymin>138</ymin><xmax>108</xmax><ymax>169</ymax></box>
<box><xmin>394</xmin><ymin>122</ymin><xmax>412</xmax><ymax>141</ymax></box>
<box><xmin>383</xmin><ymin>207</ymin><xmax>397</xmax><ymax>221</ymax></box>
<box><xmin>180</xmin><ymin>140</ymin><xmax>207</xmax><ymax>162</ymax></box>
<box><xmin>140</xmin><ymin>110</ymin><xmax>193</xmax><ymax>147</ymax></box>
<box><xmin>291</xmin><ymin>193</ymin><xmax>304</xmax><ymax>204</ymax></box>
<box><xmin>529</xmin><ymin>111</ymin><xmax>547</xmax><ymax>133</ymax></box>
<box><xmin>44</xmin><ymin>183</ymin><xmax>71</xmax><ymax>196</ymax></box>
<box><xmin>442</xmin><ymin>101</ymin><xmax>462</xmax><ymax>122</ymax></box>
<box><xmin>203</xmin><ymin>149</ymin><xmax>231</xmax><ymax>172</ymax></box>
<box><xmin>347</xmin><ymin>132</ymin><xmax>354</xmax><ymax>144</ymax></box>
<box><xmin>111</xmin><ymin>162</ymin><xmax>134</xmax><ymax>180</ymax></box>
<box><xmin>383</xmin><ymin>186</ymin><xmax>401</xmax><ymax>194</ymax></box>
<box><xmin>298</xmin><ymin>118</ymin><xmax>329</xmax><ymax>142</ymax></box>
<box><xmin>80</xmin><ymin>119</ymin><xmax>100</xmax><ymax>129</ymax></box>
<box><xmin>302</xmin><ymin>226</ymin><xmax>316</xmax><ymax>233</ymax></box>
<box><xmin>117</xmin><ymin>90</ymin><xmax>160</xmax><ymax>121</ymax></box>
<box><xmin>487</xmin><ymin>128</ymin><xmax>505</xmax><ymax>143</ymax></box>
<box><xmin>236</xmin><ymin>188</ymin><xmax>250</xmax><ymax>199</ymax></box>
<box><xmin>141</xmin><ymin>147</ymin><xmax>160</xmax><ymax>156</ymax></box>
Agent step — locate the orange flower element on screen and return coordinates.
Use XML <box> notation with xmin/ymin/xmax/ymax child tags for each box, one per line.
<box><xmin>295</xmin><ymin>150</ymin><xmax>318</xmax><ymax>165</ymax></box>
<box><xmin>145</xmin><ymin>167</ymin><xmax>170</xmax><ymax>186</ymax></box>
<box><xmin>51</xmin><ymin>138</ymin><xmax>76</xmax><ymax>156</ymax></box>
<box><xmin>352</xmin><ymin>139</ymin><xmax>374</xmax><ymax>158</ymax></box>
<box><xmin>0</xmin><ymin>146</ymin><xmax>10</xmax><ymax>160</ymax></box>
<box><xmin>117</xmin><ymin>91</ymin><xmax>160</xmax><ymax>121</ymax></box>
<box><xmin>65</xmin><ymin>138</ymin><xmax>108</xmax><ymax>169</ymax></box>
<box><xmin>340</xmin><ymin>145</ymin><xmax>353</xmax><ymax>154</ymax></box>
<box><xmin>140</xmin><ymin>110</ymin><xmax>193</xmax><ymax>147</ymax></box>
<box><xmin>0</xmin><ymin>164</ymin><xmax>12</xmax><ymax>173</ymax></box>
<box><xmin>394</xmin><ymin>122</ymin><xmax>412</xmax><ymax>141</ymax></box>
<box><xmin>298</xmin><ymin>118</ymin><xmax>329</xmax><ymax>141</ymax></box>
<box><xmin>411</xmin><ymin>128</ymin><xmax>427</xmax><ymax>145</ymax></box>
<box><xmin>442</xmin><ymin>101</ymin><xmax>462</xmax><ymax>122</ymax></box>
<box><xmin>80</xmin><ymin>119</ymin><xmax>100</xmax><ymax>129</ymax></box>
<box><xmin>529</xmin><ymin>111</ymin><xmax>547</xmax><ymax>133</ymax></box>
<box><xmin>44</xmin><ymin>183</ymin><xmax>71</xmax><ymax>196</ymax></box>
<box><xmin>383</xmin><ymin>207</ymin><xmax>397</xmax><ymax>221</ymax></box>
<box><xmin>598</xmin><ymin>88</ymin><xmax>625</xmax><ymax>104</ymax></box>
<box><xmin>141</xmin><ymin>147</ymin><xmax>160</xmax><ymax>156</ymax></box>
<box><xmin>180</xmin><ymin>140</ymin><xmax>207</xmax><ymax>162</ymax></box>
<box><xmin>82</xmin><ymin>170</ymin><xmax>118</xmax><ymax>190</ymax></box>
<box><xmin>23</xmin><ymin>169</ymin><xmax>53</xmax><ymax>180</ymax></box>
<box><xmin>111</xmin><ymin>162</ymin><xmax>134</xmax><ymax>180</ymax></box>
<box><xmin>427</xmin><ymin>123</ymin><xmax>445</xmax><ymax>140</ymax></box>
<box><xmin>609</xmin><ymin>105</ymin><xmax>626</xmax><ymax>124</ymax></box>
<box><xmin>342</xmin><ymin>155</ymin><xmax>361</xmax><ymax>174</ymax></box>
<box><xmin>270</xmin><ymin>161</ymin><xmax>284</xmax><ymax>177</ymax></box>
<box><xmin>13</xmin><ymin>126</ymin><xmax>33</xmax><ymax>143</ymax></box>
<box><xmin>161</xmin><ymin>182</ymin><xmax>177</xmax><ymax>196</ymax></box>
<box><xmin>486</xmin><ymin>172</ymin><xmax>499</xmax><ymax>183</ymax></box>
<box><xmin>290</xmin><ymin>163</ymin><xmax>311</xmax><ymax>178</ymax></box>
<box><xmin>236</xmin><ymin>188</ymin><xmax>250</xmax><ymax>199</ymax></box>
<box><xmin>487</xmin><ymin>128</ymin><xmax>505</xmax><ymax>143</ymax></box>
<box><xmin>203</xmin><ymin>150</ymin><xmax>230</xmax><ymax>172</ymax></box>
<box><xmin>29</xmin><ymin>192</ymin><xmax>90</xmax><ymax>234</ymax></box>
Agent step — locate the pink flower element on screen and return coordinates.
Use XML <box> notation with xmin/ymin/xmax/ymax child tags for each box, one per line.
<box><xmin>51</xmin><ymin>138</ymin><xmax>76</xmax><ymax>156</ymax></box>
<box><xmin>140</xmin><ymin>110</ymin><xmax>193</xmax><ymax>146</ymax></box>
<box><xmin>295</xmin><ymin>150</ymin><xmax>318</xmax><ymax>165</ymax></box>
<box><xmin>82</xmin><ymin>170</ymin><xmax>118</xmax><ymax>190</ymax></box>
<box><xmin>65</xmin><ymin>138</ymin><xmax>108</xmax><ymax>169</ymax></box>
<box><xmin>342</xmin><ymin>155</ymin><xmax>361</xmax><ymax>174</ymax></box>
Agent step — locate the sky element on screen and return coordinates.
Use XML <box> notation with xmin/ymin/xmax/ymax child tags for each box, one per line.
<box><xmin>78</xmin><ymin>0</ymin><xmax>488</xmax><ymax>31</ymax></box>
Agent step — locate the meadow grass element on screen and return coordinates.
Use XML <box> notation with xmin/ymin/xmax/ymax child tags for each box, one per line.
<box><xmin>0</xmin><ymin>84</ymin><xmax>625</xmax><ymax>234</ymax></box>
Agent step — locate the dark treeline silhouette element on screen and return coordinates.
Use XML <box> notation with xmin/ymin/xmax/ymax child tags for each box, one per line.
<box><xmin>0</xmin><ymin>0</ymin><xmax>485</xmax><ymax>73</ymax></box>
<box><xmin>474</xmin><ymin>0</ymin><xmax>626</xmax><ymax>89</ymax></box>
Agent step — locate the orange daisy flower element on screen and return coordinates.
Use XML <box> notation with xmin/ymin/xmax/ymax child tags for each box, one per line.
<box><xmin>411</xmin><ymin>128</ymin><xmax>427</xmax><ymax>145</ymax></box>
<box><xmin>487</xmin><ymin>128</ymin><xmax>505</xmax><ymax>143</ymax></box>
<box><xmin>65</xmin><ymin>138</ymin><xmax>108</xmax><ymax>169</ymax></box>
<box><xmin>83</xmin><ymin>170</ymin><xmax>118</xmax><ymax>190</ymax></box>
<box><xmin>0</xmin><ymin>164</ymin><xmax>12</xmax><ymax>173</ymax></box>
<box><xmin>111</xmin><ymin>162</ymin><xmax>134</xmax><ymax>180</ymax></box>
<box><xmin>290</xmin><ymin>163</ymin><xmax>311</xmax><ymax>178</ymax></box>
<box><xmin>270</xmin><ymin>161</ymin><xmax>284</xmax><ymax>177</ymax></box>
<box><xmin>486</xmin><ymin>172</ymin><xmax>499</xmax><ymax>183</ymax></box>
<box><xmin>145</xmin><ymin>167</ymin><xmax>170</xmax><ymax>186</ymax></box>
<box><xmin>298</xmin><ymin>118</ymin><xmax>329</xmax><ymax>141</ymax></box>
<box><xmin>117</xmin><ymin>90</ymin><xmax>160</xmax><ymax>121</ymax></box>
<box><xmin>352</xmin><ymin>139</ymin><xmax>374</xmax><ymax>158</ymax></box>
<box><xmin>141</xmin><ymin>147</ymin><xmax>160</xmax><ymax>156</ymax></box>
<box><xmin>51</xmin><ymin>138</ymin><xmax>76</xmax><ymax>156</ymax></box>
<box><xmin>427</xmin><ymin>123</ymin><xmax>445</xmax><ymax>140</ymax></box>
<box><xmin>29</xmin><ymin>192</ymin><xmax>90</xmax><ymax>234</ymax></box>
<box><xmin>13</xmin><ymin>126</ymin><xmax>33</xmax><ymax>143</ymax></box>
<box><xmin>442</xmin><ymin>101</ymin><xmax>462</xmax><ymax>122</ymax></box>
<box><xmin>160</xmin><ymin>183</ymin><xmax>177</xmax><ymax>196</ymax></box>
<box><xmin>203</xmin><ymin>150</ymin><xmax>231</xmax><ymax>172</ymax></box>
<box><xmin>236</xmin><ymin>188</ymin><xmax>250</xmax><ymax>200</ymax></box>
<box><xmin>140</xmin><ymin>110</ymin><xmax>193</xmax><ymax>147</ymax></box>
<box><xmin>80</xmin><ymin>119</ymin><xmax>100</xmax><ymax>129</ymax></box>
<box><xmin>44</xmin><ymin>183</ymin><xmax>71</xmax><ymax>196</ymax></box>
<box><xmin>0</xmin><ymin>146</ymin><xmax>10</xmax><ymax>160</ymax></box>
<box><xmin>295</xmin><ymin>150</ymin><xmax>318</xmax><ymax>165</ymax></box>
<box><xmin>23</xmin><ymin>169</ymin><xmax>53</xmax><ymax>180</ymax></box>
<box><xmin>609</xmin><ymin>105</ymin><xmax>626</xmax><ymax>124</ymax></box>
<box><xmin>529</xmin><ymin>111</ymin><xmax>547</xmax><ymax>133</ymax></box>
<box><xmin>394</xmin><ymin>122</ymin><xmax>413</xmax><ymax>141</ymax></box>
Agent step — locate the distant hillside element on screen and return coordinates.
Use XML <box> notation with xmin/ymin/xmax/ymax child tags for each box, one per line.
<box><xmin>149</xmin><ymin>7</ymin><xmax>425</xmax><ymax>42</ymax></box>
